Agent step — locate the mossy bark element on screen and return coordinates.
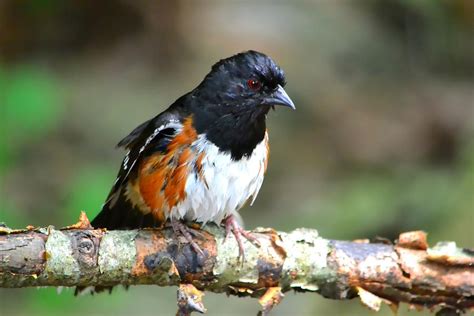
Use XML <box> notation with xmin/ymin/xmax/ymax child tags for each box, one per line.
<box><xmin>0</xmin><ymin>225</ymin><xmax>473</xmax><ymax>313</ymax></box>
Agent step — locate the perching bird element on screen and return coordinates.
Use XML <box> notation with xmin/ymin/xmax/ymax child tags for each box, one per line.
<box><xmin>91</xmin><ymin>50</ymin><xmax>295</xmax><ymax>257</ymax></box>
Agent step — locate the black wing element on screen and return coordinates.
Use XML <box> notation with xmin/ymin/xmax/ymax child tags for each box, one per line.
<box><xmin>91</xmin><ymin>109</ymin><xmax>184</xmax><ymax>229</ymax></box>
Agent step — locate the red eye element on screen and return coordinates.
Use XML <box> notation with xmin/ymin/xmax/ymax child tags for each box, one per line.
<box><xmin>247</xmin><ymin>79</ymin><xmax>262</xmax><ymax>91</ymax></box>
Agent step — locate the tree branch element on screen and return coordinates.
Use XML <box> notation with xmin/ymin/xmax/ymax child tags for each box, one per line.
<box><xmin>1</xmin><ymin>213</ymin><xmax>473</xmax><ymax>315</ymax></box>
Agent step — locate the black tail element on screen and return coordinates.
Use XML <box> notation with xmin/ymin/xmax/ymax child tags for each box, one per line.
<box><xmin>91</xmin><ymin>188</ymin><xmax>160</xmax><ymax>230</ymax></box>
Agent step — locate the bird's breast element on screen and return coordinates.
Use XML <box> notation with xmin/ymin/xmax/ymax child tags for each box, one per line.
<box><xmin>170</xmin><ymin>131</ymin><xmax>269</xmax><ymax>224</ymax></box>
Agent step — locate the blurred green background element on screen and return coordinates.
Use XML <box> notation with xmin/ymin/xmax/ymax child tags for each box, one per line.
<box><xmin>1</xmin><ymin>1</ymin><xmax>473</xmax><ymax>315</ymax></box>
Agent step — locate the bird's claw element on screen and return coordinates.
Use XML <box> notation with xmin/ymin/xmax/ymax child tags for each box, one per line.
<box><xmin>223</xmin><ymin>215</ymin><xmax>261</xmax><ymax>261</ymax></box>
<box><xmin>171</xmin><ymin>219</ymin><xmax>205</xmax><ymax>257</ymax></box>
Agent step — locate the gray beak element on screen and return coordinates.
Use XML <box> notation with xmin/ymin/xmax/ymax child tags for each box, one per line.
<box><xmin>262</xmin><ymin>84</ymin><xmax>296</xmax><ymax>110</ymax></box>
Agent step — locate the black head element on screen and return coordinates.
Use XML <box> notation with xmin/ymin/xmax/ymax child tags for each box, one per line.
<box><xmin>190</xmin><ymin>50</ymin><xmax>295</xmax><ymax>159</ymax></box>
<box><xmin>194</xmin><ymin>50</ymin><xmax>294</xmax><ymax>111</ymax></box>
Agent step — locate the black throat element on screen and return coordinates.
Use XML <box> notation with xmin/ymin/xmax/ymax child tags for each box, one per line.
<box><xmin>193</xmin><ymin>105</ymin><xmax>269</xmax><ymax>160</ymax></box>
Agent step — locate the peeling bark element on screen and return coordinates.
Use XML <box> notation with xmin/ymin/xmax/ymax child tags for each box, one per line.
<box><xmin>0</xmin><ymin>220</ymin><xmax>473</xmax><ymax>314</ymax></box>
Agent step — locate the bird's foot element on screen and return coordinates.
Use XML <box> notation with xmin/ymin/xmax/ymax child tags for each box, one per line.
<box><xmin>170</xmin><ymin>219</ymin><xmax>204</xmax><ymax>257</ymax></box>
<box><xmin>223</xmin><ymin>215</ymin><xmax>261</xmax><ymax>260</ymax></box>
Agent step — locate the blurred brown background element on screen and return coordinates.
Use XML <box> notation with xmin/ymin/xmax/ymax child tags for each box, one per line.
<box><xmin>1</xmin><ymin>1</ymin><xmax>473</xmax><ymax>315</ymax></box>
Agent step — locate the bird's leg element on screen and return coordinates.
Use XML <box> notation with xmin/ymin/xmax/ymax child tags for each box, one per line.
<box><xmin>223</xmin><ymin>215</ymin><xmax>261</xmax><ymax>260</ymax></box>
<box><xmin>170</xmin><ymin>219</ymin><xmax>204</xmax><ymax>257</ymax></box>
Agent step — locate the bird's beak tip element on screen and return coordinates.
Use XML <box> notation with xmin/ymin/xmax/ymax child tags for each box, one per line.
<box><xmin>263</xmin><ymin>85</ymin><xmax>295</xmax><ymax>110</ymax></box>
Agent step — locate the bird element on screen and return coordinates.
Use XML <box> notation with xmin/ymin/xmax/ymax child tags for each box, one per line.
<box><xmin>91</xmin><ymin>50</ymin><xmax>295</xmax><ymax>259</ymax></box>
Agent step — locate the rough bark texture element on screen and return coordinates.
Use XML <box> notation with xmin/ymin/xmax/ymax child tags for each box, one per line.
<box><xmin>0</xmin><ymin>214</ymin><xmax>473</xmax><ymax>315</ymax></box>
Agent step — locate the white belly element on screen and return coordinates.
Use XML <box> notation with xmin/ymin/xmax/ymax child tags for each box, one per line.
<box><xmin>169</xmin><ymin>133</ymin><xmax>268</xmax><ymax>224</ymax></box>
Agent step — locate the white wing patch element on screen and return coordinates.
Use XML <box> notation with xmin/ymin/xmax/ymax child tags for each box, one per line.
<box><xmin>168</xmin><ymin>132</ymin><xmax>269</xmax><ymax>225</ymax></box>
<box><xmin>121</xmin><ymin>119</ymin><xmax>181</xmax><ymax>180</ymax></box>
<box><xmin>122</xmin><ymin>151</ymin><xmax>130</xmax><ymax>170</ymax></box>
